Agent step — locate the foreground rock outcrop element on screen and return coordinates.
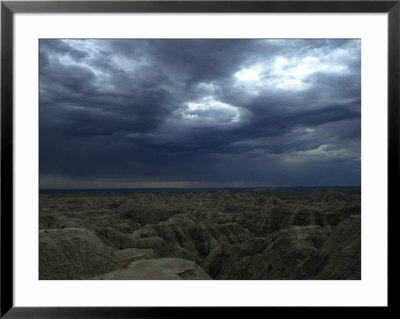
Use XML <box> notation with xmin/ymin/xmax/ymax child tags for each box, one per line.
<box><xmin>94</xmin><ymin>258</ymin><xmax>212</xmax><ymax>280</ymax></box>
<box><xmin>39</xmin><ymin>228</ymin><xmax>126</xmax><ymax>279</ymax></box>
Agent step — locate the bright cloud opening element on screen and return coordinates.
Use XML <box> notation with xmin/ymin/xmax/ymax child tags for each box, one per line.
<box><xmin>181</xmin><ymin>96</ymin><xmax>243</xmax><ymax>126</ymax></box>
<box><xmin>235</xmin><ymin>68</ymin><xmax>261</xmax><ymax>82</ymax></box>
<box><xmin>272</xmin><ymin>55</ymin><xmax>348</xmax><ymax>90</ymax></box>
<box><xmin>234</xmin><ymin>52</ymin><xmax>349</xmax><ymax>93</ymax></box>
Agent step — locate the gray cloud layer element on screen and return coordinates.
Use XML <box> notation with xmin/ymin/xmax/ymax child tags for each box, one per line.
<box><xmin>39</xmin><ymin>39</ymin><xmax>361</xmax><ymax>188</ymax></box>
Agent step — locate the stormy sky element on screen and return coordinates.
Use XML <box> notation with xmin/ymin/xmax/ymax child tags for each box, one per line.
<box><xmin>39</xmin><ymin>39</ymin><xmax>361</xmax><ymax>189</ymax></box>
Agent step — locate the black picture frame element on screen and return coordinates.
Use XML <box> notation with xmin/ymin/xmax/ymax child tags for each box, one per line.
<box><xmin>1</xmin><ymin>1</ymin><xmax>396</xmax><ymax>317</ymax></box>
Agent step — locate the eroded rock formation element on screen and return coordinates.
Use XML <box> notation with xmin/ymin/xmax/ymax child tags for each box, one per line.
<box><xmin>39</xmin><ymin>228</ymin><xmax>126</xmax><ymax>279</ymax></box>
<box><xmin>39</xmin><ymin>189</ymin><xmax>361</xmax><ymax>280</ymax></box>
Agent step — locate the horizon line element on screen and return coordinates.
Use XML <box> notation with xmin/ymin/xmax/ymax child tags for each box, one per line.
<box><xmin>39</xmin><ymin>185</ymin><xmax>361</xmax><ymax>191</ymax></box>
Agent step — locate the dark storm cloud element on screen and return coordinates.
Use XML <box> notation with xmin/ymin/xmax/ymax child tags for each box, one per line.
<box><xmin>39</xmin><ymin>39</ymin><xmax>361</xmax><ymax>188</ymax></box>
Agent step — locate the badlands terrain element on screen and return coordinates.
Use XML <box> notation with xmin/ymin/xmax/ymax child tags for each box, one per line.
<box><xmin>39</xmin><ymin>189</ymin><xmax>361</xmax><ymax>280</ymax></box>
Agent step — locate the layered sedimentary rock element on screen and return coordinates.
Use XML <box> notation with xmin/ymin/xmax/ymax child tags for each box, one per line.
<box><xmin>218</xmin><ymin>225</ymin><xmax>332</xmax><ymax>279</ymax></box>
<box><xmin>39</xmin><ymin>228</ymin><xmax>126</xmax><ymax>280</ymax></box>
<box><xmin>39</xmin><ymin>189</ymin><xmax>361</xmax><ymax>280</ymax></box>
<box><xmin>291</xmin><ymin>216</ymin><xmax>361</xmax><ymax>279</ymax></box>
<box><xmin>132</xmin><ymin>219</ymin><xmax>252</xmax><ymax>258</ymax></box>
<box><xmin>310</xmin><ymin>189</ymin><xmax>353</xmax><ymax>203</ymax></box>
<box><xmin>126</xmin><ymin>236</ymin><xmax>200</xmax><ymax>262</ymax></box>
<box><xmin>201</xmin><ymin>237</ymin><xmax>267</xmax><ymax>279</ymax></box>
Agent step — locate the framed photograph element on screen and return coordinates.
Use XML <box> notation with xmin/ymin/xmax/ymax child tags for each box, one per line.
<box><xmin>1</xmin><ymin>0</ymin><xmax>396</xmax><ymax>316</ymax></box>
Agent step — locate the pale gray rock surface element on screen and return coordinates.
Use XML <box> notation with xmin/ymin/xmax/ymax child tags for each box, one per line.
<box><xmin>94</xmin><ymin>258</ymin><xmax>212</xmax><ymax>280</ymax></box>
<box><xmin>117</xmin><ymin>247</ymin><xmax>158</xmax><ymax>263</ymax></box>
